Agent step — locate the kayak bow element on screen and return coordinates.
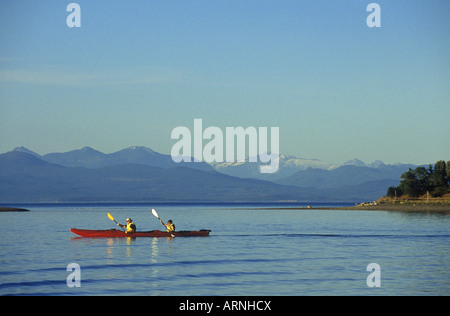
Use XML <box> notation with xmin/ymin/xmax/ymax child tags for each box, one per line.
<box><xmin>70</xmin><ymin>228</ymin><xmax>211</xmax><ymax>238</ymax></box>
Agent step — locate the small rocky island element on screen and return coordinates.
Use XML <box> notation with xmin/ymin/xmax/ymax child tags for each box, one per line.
<box><xmin>0</xmin><ymin>207</ymin><xmax>30</xmax><ymax>212</ymax></box>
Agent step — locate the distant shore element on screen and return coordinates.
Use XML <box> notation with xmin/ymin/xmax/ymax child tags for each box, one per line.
<box><xmin>252</xmin><ymin>199</ymin><xmax>450</xmax><ymax>213</ymax></box>
<box><xmin>330</xmin><ymin>203</ymin><xmax>450</xmax><ymax>213</ymax></box>
<box><xmin>286</xmin><ymin>194</ymin><xmax>450</xmax><ymax>213</ymax></box>
<box><xmin>0</xmin><ymin>207</ymin><xmax>30</xmax><ymax>212</ymax></box>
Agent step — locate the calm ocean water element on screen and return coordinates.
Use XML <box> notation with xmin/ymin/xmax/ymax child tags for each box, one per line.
<box><xmin>0</xmin><ymin>203</ymin><xmax>449</xmax><ymax>296</ymax></box>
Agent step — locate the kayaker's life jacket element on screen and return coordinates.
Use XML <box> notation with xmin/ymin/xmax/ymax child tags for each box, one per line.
<box><xmin>166</xmin><ymin>223</ymin><xmax>175</xmax><ymax>233</ymax></box>
<box><xmin>126</xmin><ymin>222</ymin><xmax>136</xmax><ymax>233</ymax></box>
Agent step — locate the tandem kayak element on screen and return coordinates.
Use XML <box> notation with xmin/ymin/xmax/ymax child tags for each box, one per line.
<box><xmin>70</xmin><ymin>228</ymin><xmax>211</xmax><ymax>238</ymax></box>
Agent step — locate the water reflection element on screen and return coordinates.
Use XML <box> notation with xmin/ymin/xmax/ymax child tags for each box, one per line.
<box><xmin>151</xmin><ymin>237</ymin><xmax>159</xmax><ymax>263</ymax></box>
<box><xmin>149</xmin><ymin>236</ymin><xmax>175</xmax><ymax>262</ymax></box>
<box><xmin>102</xmin><ymin>237</ymin><xmax>137</xmax><ymax>262</ymax></box>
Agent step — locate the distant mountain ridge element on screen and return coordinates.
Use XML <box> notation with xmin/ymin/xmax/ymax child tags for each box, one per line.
<box><xmin>13</xmin><ymin>146</ymin><xmax>213</xmax><ymax>171</ymax></box>
<box><xmin>212</xmin><ymin>154</ymin><xmax>335</xmax><ymax>181</ymax></box>
<box><xmin>1</xmin><ymin>146</ymin><xmax>418</xmax><ymax>203</ymax></box>
<box><xmin>274</xmin><ymin>164</ymin><xmax>408</xmax><ymax>190</ymax></box>
<box><xmin>211</xmin><ymin>153</ymin><xmax>416</xmax><ymax>182</ymax></box>
<box><xmin>11</xmin><ymin>146</ymin><xmax>414</xmax><ymax>175</ymax></box>
<box><xmin>0</xmin><ymin>150</ymin><xmax>308</xmax><ymax>203</ymax></box>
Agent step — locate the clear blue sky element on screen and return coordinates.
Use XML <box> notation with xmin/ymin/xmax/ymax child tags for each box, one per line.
<box><xmin>1</xmin><ymin>0</ymin><xmax>449</xmax><ymax>165</ymax></box>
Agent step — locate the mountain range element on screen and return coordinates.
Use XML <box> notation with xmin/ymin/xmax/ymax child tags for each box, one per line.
<box><xmin>14</xmin><ymin>146</ymin><xmax>213</xmax><ymax>171</ymax></box>
<box><xmin>0</xmin><ymin>146</ymin><xmax>416</xmax><ymax>203</ymax></box>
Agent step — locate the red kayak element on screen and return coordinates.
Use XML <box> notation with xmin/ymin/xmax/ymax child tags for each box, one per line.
<box><xmin>70</xmin><ymin>228</ymin><xmax>211</xmax><ymax>238</ymax></box>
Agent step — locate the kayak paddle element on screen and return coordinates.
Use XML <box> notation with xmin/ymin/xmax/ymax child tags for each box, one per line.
<box><xmin>107</xmin><ymin>212</ymin><xmax>125</xmax><ymax>231</ymax></box>
<box><xmin>151</xmin><ymin>208</ymin><xmax>160</xmax><ymax>220</ymax></box>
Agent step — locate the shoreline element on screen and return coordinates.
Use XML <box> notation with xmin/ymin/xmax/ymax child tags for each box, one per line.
<box><xmin>330</xmin><ymin>204</ymin><xmax>450</xmax><ymax>214</ymax></box>
<box><xmin>345</xmin><ymin>203</ymin><xmax>450</xmax><ymax>213</ymax></box>
<box><xmin>1</xmin><ymin>202</ymin><xmax>449</xmax><ymax>213</ymax></box>
<box><xmin>256</xmin><ymin>203</ymin><xmax>450</xmax><ymax>213</ymax></box>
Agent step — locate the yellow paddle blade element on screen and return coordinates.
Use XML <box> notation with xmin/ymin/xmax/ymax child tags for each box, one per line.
<box><xmin>107</xmin><ymin>213</ymin><xmax>115</xmax><ymax>221</ymax></box>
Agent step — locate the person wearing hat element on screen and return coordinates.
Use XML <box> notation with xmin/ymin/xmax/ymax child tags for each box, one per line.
<box><xmin>117</xmin><ymin>218</ymin><xmax>136</xmax><ymax>234</ymax></box>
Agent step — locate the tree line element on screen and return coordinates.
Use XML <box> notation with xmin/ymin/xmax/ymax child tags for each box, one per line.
<box><xmin>387</xmin><ymin>160</ymin><xmax>450</xmax><ymax>198</ymax></box>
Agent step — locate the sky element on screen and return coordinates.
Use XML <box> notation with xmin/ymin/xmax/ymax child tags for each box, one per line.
<box><xmin>0</xmin><ymin>0</ymin><xmax>449</xmax><ymax>165</ymax></box>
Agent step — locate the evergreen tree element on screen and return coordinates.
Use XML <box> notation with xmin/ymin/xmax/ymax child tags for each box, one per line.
<box><xmin>387</xmin><ymin>186</ymin><xmax>402</xmax><ymax>197</ymax></box>
<box><xmin>387</xmin><ymin>160</ymin><xmax>450</xmax><ymax>198</ymax></box>
<box><xmin>431</xmin><ymin>160</ymin><xmax>447</xmax><ymax>188</ymax></box>
<box><xmin>447</xmin><ymin>161</ymin><xmax>450</xmax><ymax>186</ymax></box>
<box><xmin>399</xmin><ymin>167</ymin><xmax>430</xmax><ymax>197</ymax></box>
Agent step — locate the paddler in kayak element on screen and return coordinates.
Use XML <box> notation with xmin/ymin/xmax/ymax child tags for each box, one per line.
<box><xmin>160</xmin><ymin>219</ymin><xmax>175</xmax><ymax>233</ymax></box>
<box><xmin>117</xmin><ymin>218</ymin><xmax>136</xmax><ymax>234</ymax></box>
